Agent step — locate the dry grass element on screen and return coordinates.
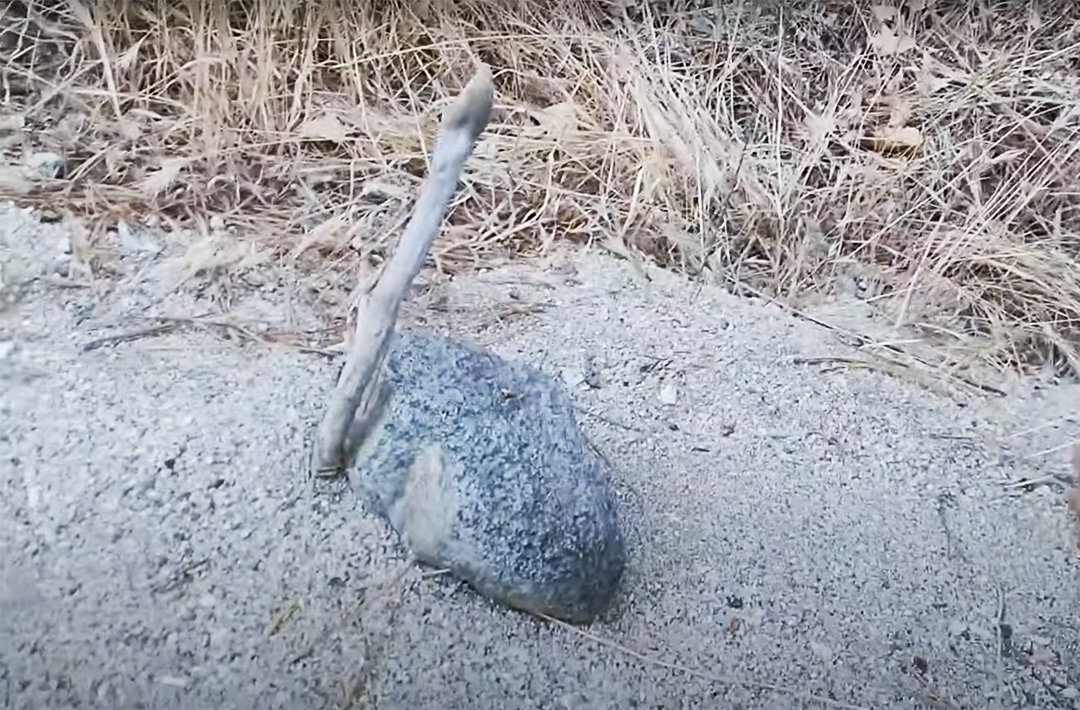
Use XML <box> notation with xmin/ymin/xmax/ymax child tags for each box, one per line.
<box><xmin>2</xmin><ymin>0</ymin><xmax>1079</xmax><ymax>379</ymax></box>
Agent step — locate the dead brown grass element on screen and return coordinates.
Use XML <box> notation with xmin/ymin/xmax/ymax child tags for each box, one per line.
<box><xmin>2</xmin><ymin>0</ymin><xmax>1079</xmax><ymax>379</ymax></box>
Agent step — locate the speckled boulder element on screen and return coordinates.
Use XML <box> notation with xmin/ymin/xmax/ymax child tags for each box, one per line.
<box><xmin>349</xmin><ymin>330</ymin><xmax>624</xmax><ymax>623</ymax></box>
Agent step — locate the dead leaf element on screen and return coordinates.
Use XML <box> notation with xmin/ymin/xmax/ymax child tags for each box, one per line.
<box><xmin>527</xmin><ymin>102</ymin><xmax>581</xmax><ymax>141</ymax></box>
<box><xmin>167</xmin><ymin>235</ymin><xmax>264</xmax><ymax>283</ymax></box>
<box><xmin>104</xmin><ymin>147</ymin><xmax>127</xmax><ymax>178</ymax></box>
<box><xmin>118</xmin><ymin>118</ymin><xmax>142</xmax><ymax>142</ymax></box>
<box><xmin>360</xmin><ymin>180</ymin><xmax>412</xmax><ymax>203</ymax></box>
<box><xmin>862</xmin><ymin>126</ymin><xmax>924</xmax><ymax>155</ymax></box>
<box><xmin>1027</xmin><ymin>7</ymin><xmax>1043</xmax><ymax>31</ymax></box>
<box><xmin>916</xmin><ymin>58</ymin><xmax>952</xmax><ymax>95</ymax></box>
<box><xmin>67</xmin><ymin>0</ymin><xmax>93</xmax><ymax>27</ymax></box>
<box><xmin>118</xmin><ymin>37</ymin><xmax>145</xmax><ymax>71</ymax></box>
<box><xmin>804</xmin><ymin>112</ymin><xmax>838</xmax><ymax>145</ymax></box>
<box><xmin>869</xmin><ymin>25</ymin><xmax>918</xmax><ymax>55</ymax></box>
<box><xmin>886</xmin><ymin>95</ymin><xmax>915</xmax><ymax>128</ymax></box>
<box><xmin>299</xmin><ymin>114</ymin><xmax>348</xmax><ymax>143</ymax></box>
<box><xmin>871</xmin><ymin>4</ymin><xmax>898</xmax><ymax>22</ymax></box>
<box><xmin>141</xmin><ymin>157</ymin><xmax>189</xmax><ymax>197</ymax></box>
<box><xmin>290</xmin><ymin>215</ymin><xmax>351</xmax><ymax>259</ymax></box>
<box><xmin>983</xmin><ymin>149</ymin><xmax>1026</xmax><ymax>167</ymax></box>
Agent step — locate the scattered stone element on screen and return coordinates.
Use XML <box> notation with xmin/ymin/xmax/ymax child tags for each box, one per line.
<box><xmin>26</xmin><ymin>152</ymin><xmax>64</xmax><ymax>179</ymax></box>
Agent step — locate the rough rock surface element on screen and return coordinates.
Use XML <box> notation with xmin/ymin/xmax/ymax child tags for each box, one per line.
<box><xmin>350</xmin><ymin>330</ymin><xmax>624</xmax><ymax>623</ymax></box>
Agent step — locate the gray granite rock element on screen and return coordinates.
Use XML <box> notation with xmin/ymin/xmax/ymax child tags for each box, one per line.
<box><xmin>349</xmin><ymin>330</ymin><xmax>624</xmax><ymax>623</ymax></box>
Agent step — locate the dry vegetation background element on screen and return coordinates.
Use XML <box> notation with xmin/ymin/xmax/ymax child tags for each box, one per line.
<box><xmin>1</xmin><ymin>0</ymin><xmax>1079</xmax><ymax>381</ymax></box>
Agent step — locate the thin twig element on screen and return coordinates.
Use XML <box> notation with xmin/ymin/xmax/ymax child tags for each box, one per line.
<box><xmin>747</xmin><ymin>284</ymin><xmax>1006</xmax><ymax>397</ymax></box>
<box><xmin>539</xmin><ymin>613</ymin><xmax>869</xmax><ymax>710</ymax></box>
<box><xmin>150</xmin><ymin>316</ymin><xmax>270</xmax><ymax>345</ymax></box>
<box><xmin>574</xmin><ymin>405</ymin><xmax>645</xmax><ymax>433</ymax></box>
<box><xmin>81</xmin><ymin>323</ymin><xmax>180</xmax><ymax>351</ymax></box>
<box><xmin>81</xmin><ymin>316</ymin><xmax>283</xmax><ymax>352</ymax></box>
<box><xmin>1001</xmin><ymin>474</ymin><xmax>1072</xmax><ymax>491</ymax></box>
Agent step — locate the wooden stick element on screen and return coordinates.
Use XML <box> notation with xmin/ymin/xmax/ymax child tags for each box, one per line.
<box><xmin>310</xmin><ymin>65</ymin><xmax>495</xmax><ymax>476</ymax></box>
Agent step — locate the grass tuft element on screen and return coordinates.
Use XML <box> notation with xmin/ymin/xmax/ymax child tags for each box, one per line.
<box><xmin>2</xmin><ymin>0</ymin><xmax>1079</xmax><ymax>378</ymax></box>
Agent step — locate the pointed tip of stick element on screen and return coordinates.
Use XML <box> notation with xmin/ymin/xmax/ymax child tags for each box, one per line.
<box><xmin>443</xmin><ymin>63</ymin><xmax>495</xmax><ymax>145</ymax></box>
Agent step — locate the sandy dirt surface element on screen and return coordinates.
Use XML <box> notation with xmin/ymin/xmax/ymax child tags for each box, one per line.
<box><xmin>1</xmin><ymin>202</ymin><xmax>1078</xmax><ymax>709</ymax></box>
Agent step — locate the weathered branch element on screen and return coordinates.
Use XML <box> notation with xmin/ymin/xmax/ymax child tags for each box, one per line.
<box><xmin>310</xmin><ymin>65</ymin><xmax>495</xmax><ymax>476</ymax></box>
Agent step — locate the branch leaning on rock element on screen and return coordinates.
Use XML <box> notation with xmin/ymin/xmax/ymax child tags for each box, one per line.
<box><xmin>310</xmin><ymin>65</ymin><xmax>495</xmax><ymax>476</ymax></box>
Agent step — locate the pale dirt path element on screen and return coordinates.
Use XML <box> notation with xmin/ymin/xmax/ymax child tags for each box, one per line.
<box><xmin>1</xmin><ymin>203</ymin><xmax>1078</xmax><ymax>709</ymax></box>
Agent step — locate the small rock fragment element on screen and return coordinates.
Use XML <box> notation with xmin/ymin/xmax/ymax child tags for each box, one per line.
<box><xmin>27</xmin><ymin>151</ymin><xmax>64</xmax><ymax>179</ymax></box>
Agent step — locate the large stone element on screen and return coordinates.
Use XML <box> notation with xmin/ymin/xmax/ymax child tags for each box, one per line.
<box><xmin>349</xmin><ymin>330</ymin><xmax>624</xmax><ymax>623</ymax></box>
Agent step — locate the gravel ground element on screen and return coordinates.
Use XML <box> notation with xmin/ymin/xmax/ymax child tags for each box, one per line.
<box><xmin>1</xmin><ymin>202</ymin><xmax>1078</xmax><ymax>709</ymax></box>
